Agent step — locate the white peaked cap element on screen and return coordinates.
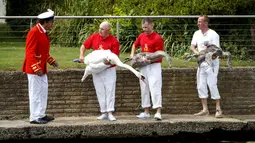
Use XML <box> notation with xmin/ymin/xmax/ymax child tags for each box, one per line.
<box><xmin>37</xmin><ymin>9</ymin><xmax>54</xmax><ymax>20</ymax></box>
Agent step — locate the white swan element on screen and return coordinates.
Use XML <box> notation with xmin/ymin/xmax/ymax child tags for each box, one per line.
<box><xmin>79</xmin><ymin>50</ymin><xmax>145</xmax><ymax>82</ymax></box>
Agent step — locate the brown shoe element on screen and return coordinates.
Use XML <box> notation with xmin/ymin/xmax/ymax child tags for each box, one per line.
<box><xmin>215</xmin><ymin>110</ymin><xmax>223</xmax><ymax>118</ymax></box>
<box><xmin>194</xmin><ymin>110</ymin><xmax>209</xmax><ymax>116</ymax></box>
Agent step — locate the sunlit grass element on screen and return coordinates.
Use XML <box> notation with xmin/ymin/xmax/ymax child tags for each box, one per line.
<box><xmin>0</xmin><ymin>42</ymin><xmax>254</xmax><ymax>71</ymax></box>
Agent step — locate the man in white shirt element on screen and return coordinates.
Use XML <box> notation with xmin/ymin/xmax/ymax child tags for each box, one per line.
<box><xmin>190</xmin><ymin>15</ymin><xmax>223</xmax><ymax>118</ymax></box>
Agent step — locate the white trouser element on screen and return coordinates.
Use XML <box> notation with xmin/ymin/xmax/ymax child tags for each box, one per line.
<box><xmin>197</xmin><ymin>58</ymin><xmax>220</xmax><ymax>100</ymax></box>
<box><xmin>139</xmin><ymin>63</ymin><xmax>162</xmax><ymax>109</ymax></box>
<box><xmin>27</xmin><ymin>74</ymin><xmax>48</xmax><ymax>121</ymax></box>
<box><xmin>92</xmin><ymin>67</ymin><xmax>116</xmax><ymax>113</ymax></box>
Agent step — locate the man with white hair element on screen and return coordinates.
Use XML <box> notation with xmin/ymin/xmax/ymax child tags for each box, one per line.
<box><xmin>190</xmin><ymin>15</ymin><xmax>223</xmax><ymax>118</ymax></box>
<box><xmin>79</xmin><ymin>21</ymin><xmax>120</xmax><ymax>121</ymax></box>
<box><xmin>22</xmin><ymin>9</ymin><xmax>58</xmax><ymax>124</ymax></box>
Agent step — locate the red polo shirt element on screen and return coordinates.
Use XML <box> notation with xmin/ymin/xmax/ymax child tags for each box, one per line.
<box><xmin>83</xmin><ymin>33</ymin><xmax>120</xmax><ymax>67</ymax></box>
<box><xmin>134</xmin><ymin>32</ymin><xmax>164</xmax><ymax>63</ymax></box>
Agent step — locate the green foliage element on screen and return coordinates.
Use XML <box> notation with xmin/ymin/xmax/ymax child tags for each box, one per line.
<box><xmin>104</xmin><ymin>6</ymin><xmax>138</xmax><ymax>53</ymax></box>
<box><xmin>222</xmin><ymin>42</ymin><xmax>251</xmax><ymax>60</ymax></box>
<box><xmin>50</xmin><ymin>0</ymin><xmax>94</xmax><ymax>47</ymax></box>
<box><xmin>50</xmin><ymin>0</ymin><xmax>117</xmax><ymax>47</ymax></box>
<box><xmin>4</xmin><ymin>0</ymin><xmax>255</xmax><ymax>60</ymax></box>
<box><xmin>5</xmin><ymin>0</ymin><xmax>63</xmax><ymax>36</ymax></box>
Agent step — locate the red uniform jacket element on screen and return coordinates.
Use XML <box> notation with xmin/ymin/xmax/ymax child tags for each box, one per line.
<box><xmin>22</xmin><ymin>24</ymin><xmax>55</xmax><ymax>74</ymax></box>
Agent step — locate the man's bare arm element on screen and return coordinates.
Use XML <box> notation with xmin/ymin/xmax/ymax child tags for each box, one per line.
<box><xmin>149</xmin><ymin>52</ymin><xmax>164</xmax><ymax>63</ymax></box>
<box><xmin>190</xmin><ymin>44</ymin><xmax>199</xmax><ymax>55</ymax></box>
<box><xmin>79</xmin><ymin>45</ymin><xmax>86</xmax><ymax>63</ymax></box>
<box><xmin>130</xmin><ymin>44</ymin><xmax>136</xmax><ymax>58</ymax></box>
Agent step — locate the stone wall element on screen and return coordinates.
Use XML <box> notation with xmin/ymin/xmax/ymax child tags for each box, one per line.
<box><xmin>0</xmin><ymin>67</ymin><xmax>254</xmax><ymax>119</ymax></box>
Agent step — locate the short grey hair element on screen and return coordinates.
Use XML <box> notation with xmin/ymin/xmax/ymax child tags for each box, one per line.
<box><xmin>142</xmin><ymin>18</ymin><xmax>153</xmax><ymax>24</ymax></box>
<box><xmin>100</xmin><ymin>21</ymin><xmax>111</xmax><ymax>30</ymax></box>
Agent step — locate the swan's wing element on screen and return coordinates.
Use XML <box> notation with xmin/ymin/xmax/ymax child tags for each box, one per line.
<box><xmin>205</xmin><ymin>52</ymin><xmax>214</xmax><ymax>65</ymax></box>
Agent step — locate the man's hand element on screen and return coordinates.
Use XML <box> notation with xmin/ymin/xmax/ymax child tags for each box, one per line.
<box><xmin>52</xmin><ymin>61</ymin><xmax>59</xmax><ymax>67</ymax></box>
<box><xmin>145</xmin><ymin>59</ymin><xmax>151</xmax><ymax>64</ymax></box>
<box><xmin>195</xmin><ymin>51</ymin><xmax>200</xmax><ymax>56</ymax></box>
<box><xmin>130</xmin><ymin>54</ymin><xmax>134</xmax><ymax>58</ymax></box>
<box><xmin>79</xmin><ymin>55</ymin><xmax>84</xmax><ymax>63</ymax></box>
<box><xmin>36</xmin><ymin>69</ymin><xmax>43</xmax><ymax>76</ymax></box>
<box><xmin>103</xmin><ymin>58</ymin><xmax>111</xmax><ymax>65</ymax></box>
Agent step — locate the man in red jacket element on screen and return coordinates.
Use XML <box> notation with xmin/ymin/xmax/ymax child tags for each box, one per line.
<box><xmin>22</xmin><ymin>9</ymin><xmax>58</xmax><ymax>124</ymax></box>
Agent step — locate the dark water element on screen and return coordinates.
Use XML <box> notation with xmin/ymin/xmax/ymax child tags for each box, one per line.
<box><xmin>2</xmin><ymin>130</ymin><xmax>255</xmax><ymax>143</ymax></box>
<box><xmin>36</xmin><ymin>139</ymin><xmax>253</xmax><ymax>143</ymax></box>
<box><xmin>1</xmin><ymin>138</ymin><xmax>253</xmax><ymax>143</ymax></box>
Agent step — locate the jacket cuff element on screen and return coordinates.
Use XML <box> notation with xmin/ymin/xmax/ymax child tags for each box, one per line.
<box><xmin>31</xmin><ymin>63</ymin><xmax>41</xmax><ymax>73</ymax></box>
<box><xmin>47</xmin><ymin>56</ymin><xmax>55</xmax><ymax>65</ymax></box>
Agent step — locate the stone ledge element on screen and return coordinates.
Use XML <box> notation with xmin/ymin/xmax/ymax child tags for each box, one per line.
<box><xmin>0</xmin><ymin>115</ymin><xmax>254</xmax><ymax>140</ymax></box>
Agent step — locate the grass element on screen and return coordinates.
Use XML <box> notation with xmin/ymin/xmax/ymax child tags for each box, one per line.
<box><xmin>0</xmin><ymin>42</ymin><xmax>254</xmax><ymax>71</ymax></box>
<box><xmin>0</xmin><ymin>23</ymin><xmax>254</xmax><ymax>71</ymax></box>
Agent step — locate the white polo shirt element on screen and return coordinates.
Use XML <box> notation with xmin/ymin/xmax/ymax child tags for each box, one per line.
<box><xmin>191</xmin><ymin>29</ymin><xmax>220</xmax><ymax>52</ymax></box>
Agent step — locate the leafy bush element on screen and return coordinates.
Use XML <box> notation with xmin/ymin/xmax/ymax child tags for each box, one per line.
<box><xmin>5</xmin><ymin>0</ymin><xmax>62</xmax><ymax>37</ymax></box>
<box><xmin>4</xmin><ymin>0</ymin><xmax>255</xmax><ymax>60</ymax></box>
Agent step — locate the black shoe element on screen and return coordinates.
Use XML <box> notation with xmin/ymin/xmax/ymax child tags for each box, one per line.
<box><xmin>30</xmin><ymin>118</ymin><xmax>48</xmax><ymax>124</ymax></box>
<box><xmin>41</xmin><ymin>115</ymin><xmax>55</xmax><ymax>122</ymax></box>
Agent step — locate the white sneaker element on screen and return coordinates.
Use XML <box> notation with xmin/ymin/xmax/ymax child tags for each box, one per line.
<box><xmin>108</xmin><ymin>114</ymin><xmax>116</xmax><ymax>121</ymax></box>
<box><xmin>97</xmin><ymin>114</ymin><xmax>108</xmax><ymax>120</ymax></box>
<box><xmin>154</xmin><ymin>113</ymin><xmax>162</xmax><ymax>120</ymax></box>
<box><xmin>215</xmin><ymin>110</ymin><xmax>223</xmax><ymax>118</ymax></box>
<box><xmin>136</xmin><ymin>112</ymin><xmax>150</xmax><ymax>119</ymax></box>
